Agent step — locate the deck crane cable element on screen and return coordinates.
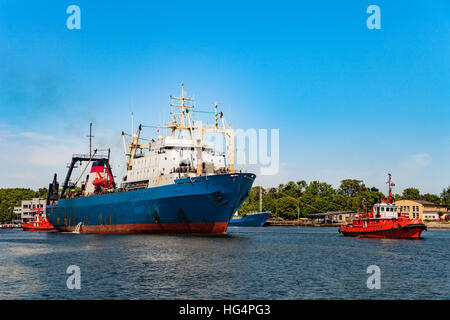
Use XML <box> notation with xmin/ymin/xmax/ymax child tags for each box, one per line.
<box><xmin>122</xmin><ymin>132</ymin><xmax>151</xmax><ymax>141</ymax></box>
<box><xmin>192</xmin><ymin>109</ymin><xmax>215</xmax><ymax>114</ymax></box>
<box><xmin>73</xmin><ymin>149</ymin><xmax>98</xmax><ymax>187</ymax></box>
<box><xmin>116</xmin><ymin>164</ymin><xmax>127</xmax><ymax>188</ymax></box>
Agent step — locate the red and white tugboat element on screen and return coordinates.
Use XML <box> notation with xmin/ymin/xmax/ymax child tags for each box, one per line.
<box><xmin>339</xmin><ymin>174</ymin><xmax>427</xmax><ymax>239</ymax></box>
<box><xmin>21</xmin><ymin>210</ymin><xmax>55</xmax><ymax>232</ymax></box>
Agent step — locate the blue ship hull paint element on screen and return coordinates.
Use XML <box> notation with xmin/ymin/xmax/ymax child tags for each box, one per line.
<box><xmin>47</xmin><ymin>173</ymin><xmax>255</xmax><ymax>234</ymax></box>
<box><xmin>228</xmin><ymin>212</ymin><xmax>270</xmax><ymax>227</ymax></box>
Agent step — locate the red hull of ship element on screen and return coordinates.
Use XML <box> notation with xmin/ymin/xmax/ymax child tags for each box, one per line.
<box><xmin>340</xmin><ymin>226</ymin><xmax>426</xmax><ymax>239</ymax></box>
<box><xmin>22</xmin><ymin>226</ymin><xmax>55</xmax><ymax>231</ymax></box>
<box><xmin>54</xmin><ymin>222</ymin><xmax>228</xmax><ymax>234</ymax></box>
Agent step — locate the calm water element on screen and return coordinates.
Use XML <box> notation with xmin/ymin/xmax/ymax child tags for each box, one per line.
<box><xmin>0</xmin><ymin>227</ymin><xmax>449</xmax><ymax>300</ymax></box>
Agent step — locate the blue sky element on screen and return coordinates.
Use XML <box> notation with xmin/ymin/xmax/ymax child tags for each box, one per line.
<box><xmin>0</xmin><ymin>0</ymin><xmax>449</xmax><ymax>194</ymax></box>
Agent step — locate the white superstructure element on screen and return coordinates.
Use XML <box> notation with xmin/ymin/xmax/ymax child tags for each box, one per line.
<box><xmin>123</xmin><ymin>135</ymin><xmax>227</xmax><ymax>188</ymax></box>
<box><xmin>121</xmin><ymin>84</ymin><xmax>234</xmax><ymax>190</ymax></box>
<box><xmin>373</xmin><ymin>203</ymin><xmax>399</xmax><ymax>219</ymax></box>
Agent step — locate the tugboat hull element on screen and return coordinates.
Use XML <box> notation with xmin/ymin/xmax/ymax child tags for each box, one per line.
<box><xmin>339</xmin><ymin>223</ymin><xmax>427</xmax><ymax>239</ymax></box>
<box><xmin>22</xmin><ymin>226</ymin><xmax>55</xmax><ymax>232</ymax></box>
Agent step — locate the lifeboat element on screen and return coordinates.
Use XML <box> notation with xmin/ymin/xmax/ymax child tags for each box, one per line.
<box><xmin>339</xmin><ymin>174</ymin><xmax>427</xmax><ymax>239</ymax></box>
<box><xmin>21</xmin><ymin>212</ymin><xmax>55</xmax><ymax>231</ymax></box>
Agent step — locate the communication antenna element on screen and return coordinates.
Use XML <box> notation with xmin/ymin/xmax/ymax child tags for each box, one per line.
<box><xmin>131</xmin><ymin>97</ymin><xmax>135</xmax><ymax>134</ymax></box>
<box><xmin>87</xmin><ymin>122</ymin><xmax>95</xmax><ymax>158</ymax></box>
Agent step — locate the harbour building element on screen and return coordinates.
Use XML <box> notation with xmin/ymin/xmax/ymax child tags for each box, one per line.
<box><xmin>20</xmin><ymin>198</ymin><xmax>46</xmax><ymax>222</ymax></box>
<box><xmin>13</xmin><ymin>206</ymin><xmax>22</xmax><ymax>217</ymax></box>
<box><xmin>394</xmin><ymin>200</ymin><xmax>447</xmax><ymax>220</ymax></box>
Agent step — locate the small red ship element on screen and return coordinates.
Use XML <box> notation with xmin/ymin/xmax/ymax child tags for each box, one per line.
<box><xmin>21</xmin><ymin>211</ymin><xmax>55</xmax><ymax>231</ymax></box>
<box><xmin>339</xmin><ymin>174</ymin><xmax>427</xmax><ymax>239</ymax></box>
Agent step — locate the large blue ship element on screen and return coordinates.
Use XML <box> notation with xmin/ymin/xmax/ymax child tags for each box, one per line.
<box><xmin>47</xmin><ymin>173</ymin><xmax>254</xmax><ymax>234</ymax></box>
<box><xmin>46</xmin><ymin>84</ymin><xmax>255</xmax><ymax>234</ymax></box>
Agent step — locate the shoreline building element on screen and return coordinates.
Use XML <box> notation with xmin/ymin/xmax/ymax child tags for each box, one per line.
<box><xmin>13</xmin><ymin>206</ymin><xmax>22</xmax><ymax>217</ymax></box>
<box><xmin>306</xmin><ymin>211</ymin><xmax>355</xmax><ymax>224</ymax></box>
<box><xmin>19</xmin><ymin>198</ymin><xmax>46</xmax><ymax>223</ymax></box>
<box><xmin>395</xmin><ymin>200</ymin><xmax>447</xmax><ymax>220</ymax></box>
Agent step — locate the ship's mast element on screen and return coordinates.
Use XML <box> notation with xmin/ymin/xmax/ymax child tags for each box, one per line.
<box><xmin>87</xmin><ymin>122</ymin><xmax>94</xmax><ymax>158</ymax></box>
<box><xmin>166</xmin><ymin>83</ymin><xmax>235</xmax><ymax>175</ymax></box>
<box><xmin>168</xmin><ymin>82</ymin><xmax>195</xmax><ymax>132</ymax></box>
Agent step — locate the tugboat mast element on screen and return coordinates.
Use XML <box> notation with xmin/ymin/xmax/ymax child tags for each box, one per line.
<box><xmin>386</xmin><ymin>173</ymin><xmax>395</xmax><ymax>204</ymax></box>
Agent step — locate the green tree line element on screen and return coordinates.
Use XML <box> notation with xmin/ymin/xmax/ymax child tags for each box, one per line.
<box><xmin>1</xmin><ymin>182</ymin><xmax>449</xmax><ymax>222</ymax></box>
<box><xmin>239</xmin><ymin>180</ymin><xmax>450</xmax><ymax>220</ymax></box>
<box><xmin>0</xmin><ymin>188</ymin><xmax>47</xmax><ymax>223</ymax></box>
